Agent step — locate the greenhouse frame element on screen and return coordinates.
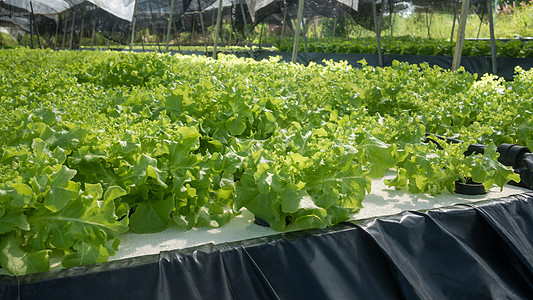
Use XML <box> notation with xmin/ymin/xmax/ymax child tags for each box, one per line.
<box><xmin>1</xmin><ymin>0</ymin><xmax>533</xmax><ymax>299</ymax></box>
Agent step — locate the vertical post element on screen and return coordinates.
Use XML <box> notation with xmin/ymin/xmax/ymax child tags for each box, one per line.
<box><xmin>487</xmin><ymin>0</ymin><xmax>497</xmax><ymax>74</ymax></box>
<box><xmin>30</xmin><ymin>1</ymin><xmax>42</xmax><ymax>48</ymax></box>
<box><xmin>198</xmin><ymin>7</ymin><xmax>207</xmax><ymax>53</ymax></box>
<box><xmin>166</xmin><ymin>0</ymin><xmax>176</xmax><ymax>51</ymax></box>
<box><xmin>390</xmin><ymin>0</ymin><xmax>395</xmax><ymax>40</ymax></box>
<box><xmin>239</xmin><ymin>0</ymin><xmax>253</xmax><ymax>56</ymax></box>
<box><xmin>476</xmin><ymin>1</ymin><xmax>485</xmax><ymax>39</ymax></box>
<box><xmin>62</xmin><ymin>15</ymin><xmax>68</xmax><ymax>48</ymax></box>
<box><xmin>91</xmin><ymin>28</ymin><xmax>95</xmax><ymax>49</ymax></box>
<box><xmin>209</xmin><ymin>7</ymin><xmax>216</xmax><ymax>48</ymax></box>
<box><xmin>280</xmin><ymin>1</ymin><xmax>288</xmax><ymax>39</ymax></box>
<box><xmin>54</xmin><ymin>15</ymin><xmax>60</xmax><ymax>49</ymax></box>
<box><xmin>291</xmin><ymin>0</ymin><xmax>304</xmax><ymax>63</ymax></box>
<box><xmin>172</xmin><ymin>18</ymin><xmax>181</xmax><ymax>52</ymax></box>
<box><xmin>425</xmin><ymin>8</ymin><xmax>431</xmax><ymax>39</ymax></box>
<box><xmin>372</xmin><ymin>0</ymin><xmax>383</xmax><ymax>67</ymax></box>
<box><xmin>494</xmin><ymin>0</ymin><xmax>497</xmax><ymax>22</ymax></box>
<box><xmin>213</xmin><ymin>0</ymin><xmax>223</xmax><ymax>59</ymax></box>
<box><xmin>130</xmin><ymin>0</ymin><xmax>138</xmax><ymax>50</ymax></box>
<box><xmin>259</xmin><ymin>21</ymin><xmax>264</xmax><ymax>50</ymax></box>
<box><xmin>29</xmin><ymin>7</ymin><xmax>34</xmax><ymax>49</ymax></box>
<box><xmin>69</xmin><ymin>13</ymin><xmax>76</xmax><ymax>49</ymax></box>
<box><xmin>191</xmin><ymin>14</ymin><xmax>197</xmax><ymax>44</ymax></box>
<box><xmin>302</xmin><ymin>18</ymin><xmax>310</xmax><ymax>64</ymax></box>
<box><xmin>79</xmin><ymin>18</ymin><xmax>84</xmax><ymax>48</ymax></box>
<box><xmin>450</xmin><ymin>0</ymin><xmax>459</xmax><ymax>41</ymax></box>
<box><xmin>148</xmin><ymin>0</ymin><xmax>161</xmax><ymax>52</ymax></box>
<box><xmin>198</xmin><ymin>0</ymin><xmax>206</xmax><ymax>37</ymax></box>
<box><xmin>452</xmin><ymin>0</ymin><xmax>471</xmax><ymax>72</ymax></box>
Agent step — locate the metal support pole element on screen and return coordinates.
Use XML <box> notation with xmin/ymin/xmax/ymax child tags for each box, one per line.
<box><xmin>487</xmin><ymin>0</ymin><xmax>497</xmax><ymax>74</ymax></box>
<box><xmin>291</xmin><ymin>0</ymin><xmax>304</xmax><ymax>63</ymax></box>
<box><xmin>79</xmin><ymin>18</ymin><xmax>84</xmax><ymax>48</ymax></box>
<box><xmin>198</xmin><ymin>8</ymin><xmax>207</xmax><ymax>53</ymax></box>
<box><xmin>172</xmin><ymin>17</ymin><xmax>180</xmax><ymax>52</ymax></box>
<box><xmin>390</xmin><ymin>0</ymin><xmax>395</xmax><ymax>40</ymax></box>
<box><xmin>198</xmin><ymin>0</ymin><xmax>206</xmax><ymax>37</ymax></box>
<box><xmin>166</xmin><ymin>0</ymin><xmax>176</xmax><ymax>51</ymax></box>
<box><xmin>130</xmin><ymin>0</ymin><xmax>138</xmax><ymax>50</ymax></box>
<box><xmin>494</xmin><ymin>0</ymin><xmax>497</xmax><ymax>22</ymax></box>
<box><xmin>54</xmin><ymin>15</ymin><xmax>60</xmax><ymax>49</ymax></box>
<box><xmin>259</xmin><ymin>21</ymin><xmax>265</xmax><ymax>51</ymax></box>
<box><xmin>476</xmin><ymin>1</ymin><xmax>486</xmax><ymax>39</ymax></box>
<box><xmin>148</xmin><ymin>1</ymin><xmax>161</xmax><ymax>52</ymax></box>
<box><xmin>69</xmin><ymin>13</ymin><xmax>76</xmax><ymax>50</ymax></box>
<box><xmin>29</xmin><ymin>8</ymin><xmax>34</xmax><ymax>49</ymax></box>
<box><xmin>450</xmin><ymin>0</ymin><xmax>459</xmax><ymax>41</ymax></box>
<box><xmin>372</xmin><ymin>0</ymin><xmax>383</xmax><ymax>67</ymax></box>
<box><xmin>425</xmin><ymin>8</ymin><xmax>432</xmax><ymax>39</ymax></box>
<box><xmin>452</xmin><ymin>0</ymin><xmax>471</xmax><ymax>72</ymax></box>
<box><xmin>91</xmin><ymin>28</ymin><xmax>95</xmax><ymax>49</ymax></box>
<box><xmin>191</xmin><ymin>14</ymin><xmax>197</xmax><ymax>43</ymax></box>
<box><xmin>302</xmin><ymin>18</ymin><xmax>309</xmax><ymax>64</ymax></box>
<box><xmin>280</xmin><ymin>1</ymin><xmax>288</xmax><ymax>39</ymax></box>
<box><xmin>239</xmin><ymin>0</ymin><xmax>253</xmax><ymax>56</ymax></box>
<box><xmin>213</xmin><ymin>0</ymin><xmax>223</xmax><ymax>59</ymax></box>
<box><xmin>30</xmin><ymin>1</ymin><xmax>42</xmax><ymax>48</ymax></box>
<box><xmin>62</xmin><ymin>15</ymin><xmax>68</xmax><ymax>48</ymax></box>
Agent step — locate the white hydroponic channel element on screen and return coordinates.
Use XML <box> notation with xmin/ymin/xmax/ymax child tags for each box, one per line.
<box><xmin>110</xmin><ymin>170</ymin><xmax>530</xmax><ymax>261</ymax></box>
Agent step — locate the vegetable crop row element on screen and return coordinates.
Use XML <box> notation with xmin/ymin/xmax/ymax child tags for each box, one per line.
<box><xmin>277</xmin><ymin>36</ymin><xmax>533</xmax><ymax>58</ymax></box>
<box><xmin>0</xmin><ymin>48</ymin><xmax>531</xmax><ymax>275</ymax></box>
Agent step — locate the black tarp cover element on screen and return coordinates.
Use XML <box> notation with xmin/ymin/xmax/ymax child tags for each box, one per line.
<box><xmin>1</xmin><ymin>192</ymin><xmax>532</xmax><ymax>299</ymax></box>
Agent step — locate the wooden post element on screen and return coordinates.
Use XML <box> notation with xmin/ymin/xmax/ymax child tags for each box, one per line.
<box><xmin>130</xmin><ymin>0</ymin><xmax>138</xmax><ymax>50</ymax></box>
<box><xmin>452</xmin><ymin>0</ymin><xmax>471</xmax><ymax>72</ymax></box>
<box><xmin>291</xmin><ymin>0</ymin><xmax>304</xmax><ymax>63</ymax></box>
<box><xmin>166</xmin><ymin>0</ymin><xmax>176</xmax><ymax>51</ymax></box>
<box><xmin>372</xmin><ymin>0</ymin><xmax>383</xmax><ymax>66</ymax></box>
<box><xmin>213</xmin><ymin>0</ymin><xmax>223</xmax><ymax>58</ymax></box>
<box><xmin>487</xmin><ymin>0</ymin><xmax>497</xmax><ymax>74</ymax></box>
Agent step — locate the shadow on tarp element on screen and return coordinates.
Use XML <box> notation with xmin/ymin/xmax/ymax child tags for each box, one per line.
<box><xmin>1</xmin><ymin>192</ymin><xmax>533</xmax><ymax>299</ymax></box>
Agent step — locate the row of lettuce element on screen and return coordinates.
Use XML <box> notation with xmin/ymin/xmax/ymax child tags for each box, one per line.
<box><xmin>0</xmin><ymin>48</ymin><xmax>531</xmax><ymax>275</ymax></box>
<box><xmin>277</xmin><ymin>36</ymin><xmax>533</xmax><ymax>57</ymax></box>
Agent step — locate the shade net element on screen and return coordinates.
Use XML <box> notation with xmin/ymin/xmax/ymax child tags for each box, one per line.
<box><xmin>0</xmin><ymin>0</ymin><xmax>500</xmax><ymax>47</ymax></box>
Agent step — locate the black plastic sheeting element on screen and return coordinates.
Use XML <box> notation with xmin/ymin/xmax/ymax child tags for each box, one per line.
<box><xmin>1</xmin><ymin>192</ymin><xmax>532</xmax><ymax>299</ymax></box>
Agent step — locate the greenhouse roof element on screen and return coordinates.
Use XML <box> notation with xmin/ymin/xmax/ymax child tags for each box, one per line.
<box><xmin>0</xmin><ymin>0</ymin><xmax>135</xmax><ymax>20</ymax></box>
